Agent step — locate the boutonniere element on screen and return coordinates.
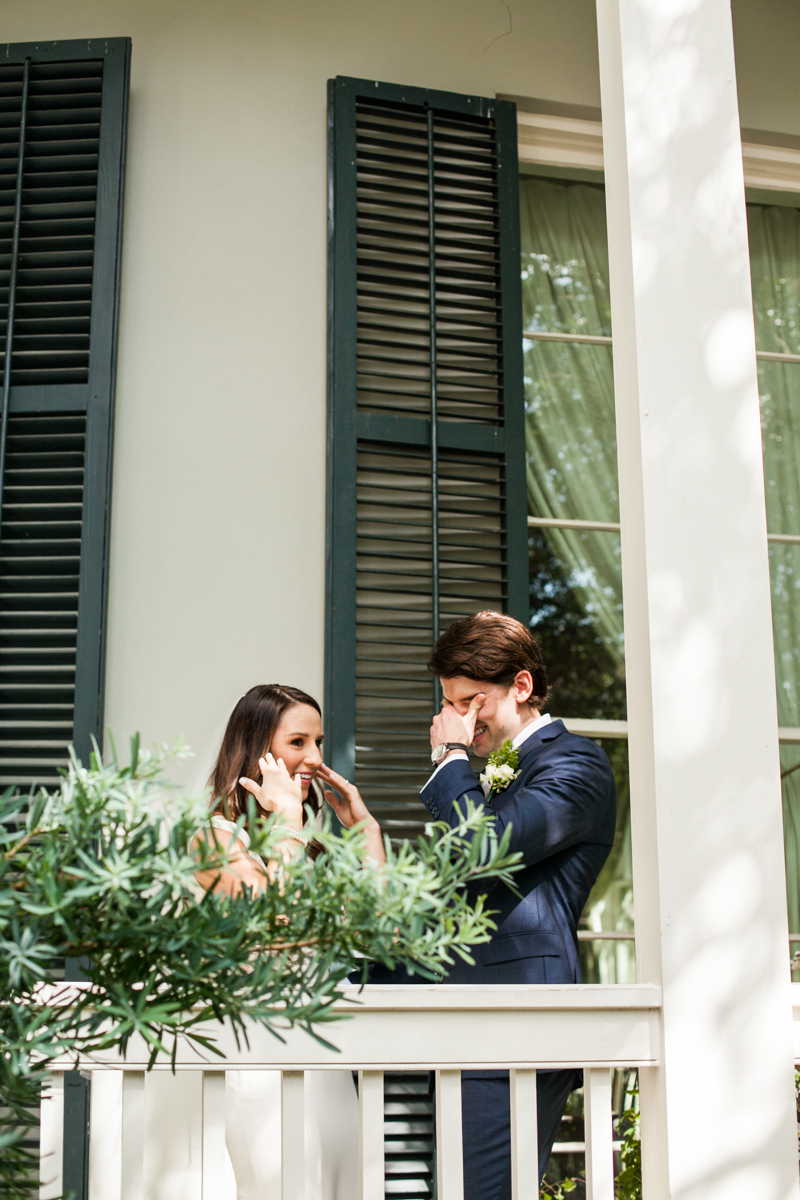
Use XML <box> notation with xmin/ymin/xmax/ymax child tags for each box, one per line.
<box><xmin>479</xmin><ymin>740</ymin><xmax>520</xmax><ymax>794</ymax></box>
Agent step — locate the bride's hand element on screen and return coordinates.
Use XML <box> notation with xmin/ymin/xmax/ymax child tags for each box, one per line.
<box><xmin>239</xmin><ymin>753</ymin><xmax>303</xmax><ymax>828</ymax></box>
<box><xmin>316</xmin><ymin>764</ymin><xmax>372</xmax><ymax>829</ymax></box>
<box><xmin>317</xmin><ymin>764</ymin><xmax>386</xmax><ymax>865</ymax></box>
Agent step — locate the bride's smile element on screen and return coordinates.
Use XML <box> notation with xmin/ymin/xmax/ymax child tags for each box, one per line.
<box><xmin>267</xmin><ymin>704</ymin><xmax>325</xmax><ymax>800</ymax></box>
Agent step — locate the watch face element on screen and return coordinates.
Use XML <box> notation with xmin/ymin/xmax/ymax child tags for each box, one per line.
<box><xmin>431</xmin><ymin>742</ymin><xmax>446</xmax><ymax>764</ymax></box>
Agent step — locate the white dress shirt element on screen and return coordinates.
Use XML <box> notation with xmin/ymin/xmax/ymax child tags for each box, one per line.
<box><xmin>423</xmin><ymin>711</ymin><xmax>553</xmax><ymax>793</ymax></box>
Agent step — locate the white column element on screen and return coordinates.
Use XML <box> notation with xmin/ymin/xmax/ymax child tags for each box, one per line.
<box><xmin>596</xmin><ymin>2</ymin><xmax>800</xmax><ymax>1199</ymax></box>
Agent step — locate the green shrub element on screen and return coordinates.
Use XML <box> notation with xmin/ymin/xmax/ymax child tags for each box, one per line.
<box><xmin>0</xmin><ymin>737</ymin><xmax>521</xmax><ymax>1195</ymax></box>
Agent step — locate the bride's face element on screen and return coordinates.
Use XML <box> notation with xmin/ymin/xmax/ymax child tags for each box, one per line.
<box><xmin>269</xmin><ymin>703</ymin><xmax>324</xmax><ymax>799</ymax></box>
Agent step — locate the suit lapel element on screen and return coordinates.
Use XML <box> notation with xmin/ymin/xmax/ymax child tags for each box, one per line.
<box><xmin>516</xmin><ymin>718</ymin><xmax>567</xmax><ymax>763</ymax></box>
<box><xmin>488</xmin><ymin>720</ymin><xmax>567</xmax><ymax>808</ymax></box>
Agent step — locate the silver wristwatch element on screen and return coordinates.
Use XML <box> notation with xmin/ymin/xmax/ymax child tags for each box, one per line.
<box><xmin>431</xmin><ymin>741</ymin><xmax>470</xmax><ymax>765</ymax></box>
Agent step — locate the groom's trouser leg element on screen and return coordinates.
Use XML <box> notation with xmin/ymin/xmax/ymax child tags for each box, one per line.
<box><xmin>460</xmin><ymin>1073</ymin><xmax>510</xmax><ymax>1200</ymax></box>
<box><xmin>460</xmin><ymin>1069</ymin><xmax>580</xmax><ymax>1200</ymax></box>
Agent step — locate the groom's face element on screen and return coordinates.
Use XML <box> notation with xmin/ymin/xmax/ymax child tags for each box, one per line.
<box><xmin>440</xmin><ymin>676</ymin><xmax>524</xmax><ymax>758</ymax></box>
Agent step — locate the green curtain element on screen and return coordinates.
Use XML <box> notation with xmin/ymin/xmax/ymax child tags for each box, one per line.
<box><xmin>520</xmin><ymin>175</ymin><xmax>632</xmax><ymax>977</ymax></box>
<box><xmin>748</xmin><ymin>203</ymin><xmax>800</xmax><ymax>938</ymax></box>
<box><xmin>520</xmin><ymin>178</ymin><xmax>625</xmax><ymax>674</ymax></box>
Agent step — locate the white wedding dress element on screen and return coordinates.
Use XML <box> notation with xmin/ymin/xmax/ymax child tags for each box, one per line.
<box><xmin>207</xmin><ymin>816</ymin><xmax>360</xmax><ymax>1200</ymax></box>
<box><xmin>87</xmin><ymin>815</ymin><xmax>360</xmax><ymax>1200</ymax></box>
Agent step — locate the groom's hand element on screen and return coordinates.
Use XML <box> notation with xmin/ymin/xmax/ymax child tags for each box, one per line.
<box><xmin>430</xmin><ymin>693</ymin><xmax>486</xmax><ymax>753</ymax></box>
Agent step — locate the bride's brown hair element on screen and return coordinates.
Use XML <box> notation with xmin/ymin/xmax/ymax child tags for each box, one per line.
<box><xmin>209</xmin><ymin>684</ymin><xmax>323</xmax><ymax>829</ymax></box>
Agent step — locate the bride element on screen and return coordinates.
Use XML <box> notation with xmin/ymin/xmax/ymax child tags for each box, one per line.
<box><xmin>89</xmin><ymin>684</ymin><xmax>384</xmax><ymax>1200</ymax></box>
<box><xmin>194</xmin><ymin>683</ymin><xmax>384</xmax><ymax>1200</ymax></box>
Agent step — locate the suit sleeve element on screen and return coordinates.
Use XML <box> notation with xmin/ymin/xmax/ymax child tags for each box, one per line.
<box><xmin>420</xmin><ymin>740</ymin><xmax>614</xmax><ymax>866</ymax></box>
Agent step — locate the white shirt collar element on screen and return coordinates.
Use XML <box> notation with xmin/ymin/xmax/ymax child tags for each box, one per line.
<box><xmin>511</xmin><ymin>712</ymin><xmax>552</xmax><ymax>750</ymax></box>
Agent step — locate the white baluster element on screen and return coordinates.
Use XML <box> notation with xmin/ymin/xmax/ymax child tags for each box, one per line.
<box><xmin>39</xmin><ymin>1071</ymin><xmax>64</xmax><ymax>1200</ymax></box>
<box><xmin>435</xmin><ymin>1069</ymin><xmax>464</xmax><ymax>1200</ymax></box>
<box><xmin>584</xmin><ymin>1067</ymin><xmax>614</xmax><ymax>1200</ymax></box>
<box><xmin>88</xmin><ymin>1070</ymin><xmax>123</xmax><ymax>1200</ymax></box>
<box><xmin>121</xmin><ymin>1072</ymin><xmax>145</xmax><ymax>1200</ymax></box>
<box><xmin>358</xmin><ymin>1070</ymin><xmax>384</xmax><ymax>1200</ymax></box>
<box><xmin>202</xmin><ymin>1071</ymin><xmax>226</xmax><ymax>1199</ymax></box>
<box><xmin>281</xmin><ymin>1070</ymin><xmax>305</xmax><ymax>1200</ymax></box>
<box><xmin>510</xmin><ymin>1068</ymin><xmax>538</xmax><ymax>1200</ymax></box>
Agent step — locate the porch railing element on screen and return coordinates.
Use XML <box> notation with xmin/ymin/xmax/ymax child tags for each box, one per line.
<box><xmin>40</xmin><ymin>984</ymin><xmax>661</xmax><ymax>1200</ymax></box>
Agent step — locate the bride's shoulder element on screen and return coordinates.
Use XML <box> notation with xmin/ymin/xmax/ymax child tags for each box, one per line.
<box><xmin>209</xmin><ymin>814</ymin><xmax>252</xmax><ymax>849</ymax></box>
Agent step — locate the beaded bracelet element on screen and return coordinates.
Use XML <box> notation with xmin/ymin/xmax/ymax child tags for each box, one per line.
<box><xmin>274</xmin><ymin>826</ymin><xmax>310</xmax><ymax>849</ymax></box>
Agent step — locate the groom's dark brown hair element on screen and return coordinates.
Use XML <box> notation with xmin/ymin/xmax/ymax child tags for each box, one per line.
<box><xmin>428</xmin><ymin>610</ymin><xmax>549</xmax><ymax>710</ymax></box>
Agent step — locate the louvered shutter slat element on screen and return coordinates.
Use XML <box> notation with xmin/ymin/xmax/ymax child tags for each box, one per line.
<box><xmin>328</xmin><ymin>77</ymin><xmax>527</xmax><ymax>844</ymax></box>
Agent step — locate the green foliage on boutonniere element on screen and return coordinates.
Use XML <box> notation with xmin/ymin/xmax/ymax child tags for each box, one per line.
<box><xmin>479</xmin><ymin>739</ymin><xmax>521</xmax><ymax>794</ymax></box>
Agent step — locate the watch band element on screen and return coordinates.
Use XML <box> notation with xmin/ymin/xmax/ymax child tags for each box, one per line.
<box><xmin>431</xmin><ymin>741</ymin><xmax>470</xmax><ymax>764</ymax></box>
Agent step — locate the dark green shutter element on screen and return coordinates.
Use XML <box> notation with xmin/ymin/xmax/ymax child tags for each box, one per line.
<box><xmin>326</xmin><ymin>76</ymin><xmax>527</xmax><ymax>841</ymax></box>
<box><xmin>0</xmin><ymin>38</ymin><xmax>130</xmax><ymax>791</ymax></box>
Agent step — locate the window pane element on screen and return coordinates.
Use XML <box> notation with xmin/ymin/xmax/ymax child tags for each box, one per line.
<box><xmin>521</xmin><ymin>176</ymin><xmax>618</xmax><ymax>526</ymax></box>
<box><xmin>579</xmin><ymin>738</ymin><xmax>634</xmax><ymax>985</ymax></box>
<box><xmin>748</xmin><ymin>203</ymin><xmax>800</xmax><ymax>356</ymax></box>
<box><xmin>530</xmin><ymin>527</ymin><xmax>625</xmax><ymax>720</ymax></box>
<box><xmin>770</xmin><ymin>542</ymin><xmax>800</xmax><ymax>728</ymax></box>
<box><xmin>782</xmin><ymin>743</ymin><xmax>800</xmax><ymax>978</ymax></box>
<box><xmin>525</xmin><ymin>339</ymin><xmax>619</xmax><ymax>525</ymax></box>
<box><xmin>769</xmin><ymin>543</ymin><xmax>800</xmax><ymax>965</ymax></box>
<box><xmin>520</xmin><ymin>175</ymin><xmax>611</xmax><ymax>338</ymax></box>
<box><xmin>759</xmin><ymin>359</ymin><xmax>800</xmax><ymax>537</ymax></box>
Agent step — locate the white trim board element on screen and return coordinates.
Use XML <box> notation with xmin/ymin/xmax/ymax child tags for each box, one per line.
<box><xmin>518</xmin><ymin>111</ymin><xmax>604</xmax><ymax>172</ymax></box>
<box><xmin>559</xmin><ymin>718</ymin><xmax>800</xmax><ymax>744</ymax></box>
<box><xmin>517</xmin><ymin>111</ymin><xmax>800</xmax><ymax>193</ymax></box>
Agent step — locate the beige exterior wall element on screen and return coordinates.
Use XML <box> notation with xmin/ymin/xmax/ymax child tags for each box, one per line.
<box><xmin>733</xmin><ymin>0</ymin><xmax>800</xmax><ymax>135</ymax></box>
<box><xmin>0</xmin><ymin>0</ymin><xmax>599</xmax><ymax>774</ymax></box>
<box><xmin>2</xmin><ymin>0</ymin><xmax>798</xmax><ymax>776</ymax></box>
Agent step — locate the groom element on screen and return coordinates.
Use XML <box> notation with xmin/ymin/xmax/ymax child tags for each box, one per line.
<box><xmin>422</xmin><ymin>611</ymin><xmax>617</xmax><ymax>1199</ymax></box>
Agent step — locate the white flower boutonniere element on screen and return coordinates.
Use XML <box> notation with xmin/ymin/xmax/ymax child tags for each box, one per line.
<box><xmin>479</xmin><ymin>740</ymin><xmax>521</xmax><ymax>795</ymax></box>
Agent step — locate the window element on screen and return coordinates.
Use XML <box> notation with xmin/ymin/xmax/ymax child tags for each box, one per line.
<box><xmin>520</xmin><ymin>162</ymin><xmax>800</xmax><ymax>983</ymax></box>
<box><xmin>0</xmin><ymin>39</ymin><xmax>130</xmax><ymax>793</ymax></box>
<box><xmin>520</xmin><ymin>166</ymin><xmax>633</xmax><ymax>983</ymax></box>
<box><xmin>748</xmin><ymin>198</ymin><xmax>800</xmax><ymax>970</ymax></box>
<box><xmin>326</xmin><ymin>76</ymin><xmax>527</xmax><ymax>841</ymax></box>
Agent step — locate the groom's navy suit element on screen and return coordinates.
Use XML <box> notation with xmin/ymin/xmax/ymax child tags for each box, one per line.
<box><xmin>420</xmin><ymin>719</ymin><xmax>616</xmax><ymax>1200</ymax></box>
